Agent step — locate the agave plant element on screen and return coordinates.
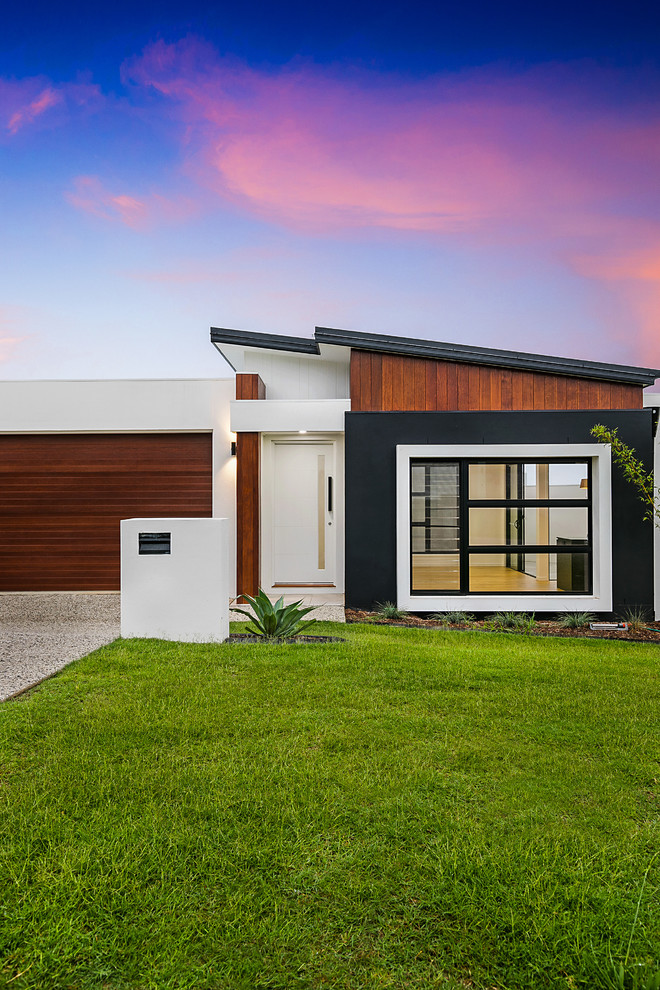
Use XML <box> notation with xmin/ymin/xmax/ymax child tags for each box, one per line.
<box><xmin>231</xmin><ymin>588</ymin><xmax>318</xmax><ymax>640</ymax></box>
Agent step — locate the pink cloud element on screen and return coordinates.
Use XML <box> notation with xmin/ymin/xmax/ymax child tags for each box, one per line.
<box><xmin>65</xmin><ymin>175</ymin><xmax>198</xmax><ymax>229</ymax></box>
<box><xmin>7</xmin><ymin>86</ymin><xmax>61</xmax><ymax>134</ymax></box>
<box><xmin>122</xmin><ymin>39</ymin><xmax>660</xmax><ymax>241</ymax></box>
<box><xmin>120</xmin><ymin>40</ymin><xmax>660</xmax><ymax>363</ymax></box>
<box><xmin>1</xmin><ymin>75</ymin><xmax>103</xmax><ymax>136</ymax></box>
<box><xmin>571</xmin><ymin>246</ymin><xmax>660</xmax><ymax>364</ymax></box>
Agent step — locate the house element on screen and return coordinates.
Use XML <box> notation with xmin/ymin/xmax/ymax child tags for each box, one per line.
<box><xmin>1</xmin><ymin>326</ymin><xmax>659</xmax><ymax>618</ymax></box>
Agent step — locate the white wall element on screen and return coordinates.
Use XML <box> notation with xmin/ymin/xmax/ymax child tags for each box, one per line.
<box><xmin>230</xmin><ymin>398</ymin><xmax>349</xmax><ymax>433</ymax></box>
<box><xmin>0</xmin><ymin>378</ymin><xmax>239</xmax><ymax>595</ymax></box>
<box><xmin>121</xmin><ymin>517</ymin><xmax>229</xmax><ymax>642</ymax></box>
<box><xmin>242</xmin><ymin>348</ymin><xmax>350</xmax><ymax>400</ymax></box>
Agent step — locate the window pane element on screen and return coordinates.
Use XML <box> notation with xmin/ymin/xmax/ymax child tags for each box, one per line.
<box><xmin>549</xmin><ymin>463</ymin><xmax>589</xmax><ymax>499</ymax></box>
<box><xmin>411</xmin><ymin>465</ymin><xmax>426</xmax><ymax>493</ymax></box>
<box><xmin>411</xmin><ymin>462</ymin><xmax>459</xmax><ymax>562</ymax></box>
<box><xmin>525</xmin><ymin>462</ymin><xmax>589</xmax><ymax>499</ymax></box>
<box><xmin>429</xmin><ymin>528</ymin><xmax>460</xmax><ymax>551</ymax></box>
<box><xmin>469</xmin><ymin>461</ymin><xmax>589</xmax><ymax>500</ymax></box>
<box><xmin>469</xmin><ymin>463</ymin><xmax>510</xmax><ymax>499</ymax></box>
<box><xmin>469</xmin><ymin>552</ymin><xmax>589</xmax><ymax>592</ymax></box>
<box><xmin>412</xmin><ymin>553</ymin><xmax>460</xmax><ymax>591</ymax></box>
<box><xmin>411</xmin><ymin>495</ymin><xmax>426</xmax><ymax>523</ymax></box>
<box><xmin>469</xmin><ymin>507</ymin><xmax>588</xmax><ymax>546</ymax></box>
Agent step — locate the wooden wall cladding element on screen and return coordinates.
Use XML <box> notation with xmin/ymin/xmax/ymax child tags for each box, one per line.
<box><xmin>350</xmin><ymin>350</ymin><xmax>643</xmax><ymax>411</ymax></box>
<box><xmin>236</xmin><ymin>432</ymin><xmax>260</xmax><ymax>598</ymax></box>
<box><xmin>0</xmin><ymin>433</ymin><xmax>212</xmax><ymax>591</ymax></box>
<box><xmin>235</xmin><ymin>374</ymin><xmax>266</xmax><ymax>400</ymax></box>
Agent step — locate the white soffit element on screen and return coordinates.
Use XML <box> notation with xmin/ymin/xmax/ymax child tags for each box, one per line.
<box><xmin>230</xmin><ymin>399</ymin><xmax>350</xmax><ymax>433</ymax></box>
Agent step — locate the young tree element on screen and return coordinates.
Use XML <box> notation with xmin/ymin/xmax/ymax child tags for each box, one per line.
<box><xmin>591</xmin><ymin>424</ymin><xmax>660</xmax><ymax>526</ymax></box>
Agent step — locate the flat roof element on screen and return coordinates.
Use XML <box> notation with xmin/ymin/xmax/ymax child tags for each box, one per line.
<box><xmin>210</xmin><ymin>326</ymin><xmax>660</xmax><ymax>386</ymax></box>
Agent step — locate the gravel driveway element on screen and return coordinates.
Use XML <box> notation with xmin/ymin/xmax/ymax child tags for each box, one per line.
<box><xmin>0</xmin><ymin>594</ymin><xmax>120</xmax><ymax>702</ymax></box>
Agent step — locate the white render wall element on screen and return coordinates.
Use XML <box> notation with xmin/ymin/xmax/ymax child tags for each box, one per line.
<box><xmin>121</xmin><ymin>517</ymin><xmax>229</xmax><ymax>642</ymax></box>
<box><xmin>241</xmin><ymin>348</ymin><xmax>350</xmax><ymax>400</ymax></box>
<box><xmin>0</xmin><ymin>378</ymin><xmax>239</xmax><ymax>596</ymax></box>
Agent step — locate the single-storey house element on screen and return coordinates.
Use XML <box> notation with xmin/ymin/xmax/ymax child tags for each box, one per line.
<box><xmin>1</xmin><ymin>326</ymin><xmax>659</xmax><ymax>617</ymax></box>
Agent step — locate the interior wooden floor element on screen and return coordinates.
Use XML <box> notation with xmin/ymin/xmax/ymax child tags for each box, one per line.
<box><xmin>412</xmin><ymin>559</ymin><xmax>557</xmax><ymax>593</ymax></box>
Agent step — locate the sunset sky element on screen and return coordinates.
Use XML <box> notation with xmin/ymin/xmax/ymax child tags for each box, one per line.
<box><xmin>2</xmin><ymin>0</ymin><xmax>660</xmax><ymax>380</ymax></box>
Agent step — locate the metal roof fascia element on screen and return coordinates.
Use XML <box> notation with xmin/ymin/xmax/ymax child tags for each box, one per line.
<box><xmin>210</xmin><ymin>327</ymin><xmax>320</xmax><ymax>355</ymax></box>
<box><xmin>313</xmin><ymin>327</ymin><xmax>660</xmax><ymax>386</ymax></box>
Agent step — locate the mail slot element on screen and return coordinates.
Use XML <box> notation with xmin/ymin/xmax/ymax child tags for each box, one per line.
<box><xmin>138</xmin><ymin>532</ymin><xmax>171</xmax><ymax>555</ymax></box>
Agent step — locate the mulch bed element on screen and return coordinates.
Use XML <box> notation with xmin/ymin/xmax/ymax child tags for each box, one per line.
<box><xmin>227</xmin><ymin>634</ymin><xmax>345</xmax><ymax>644</ymax></box>
<box><xmin>345</xmin><ymin>609</ymin><xmax>660</xmax><ymax>643</ymax></box>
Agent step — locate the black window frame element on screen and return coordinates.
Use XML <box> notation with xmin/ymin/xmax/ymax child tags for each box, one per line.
<box><xmin>410</xmin><ymin>457</ymin><xmax>592</xmax><ymax>595</ymax></box>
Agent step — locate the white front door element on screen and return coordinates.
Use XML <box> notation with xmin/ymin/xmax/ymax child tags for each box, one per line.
<box><xmin>263</xmin><ymin>438</ymin><xmax>340</xmax><ymax>591</ymax></box>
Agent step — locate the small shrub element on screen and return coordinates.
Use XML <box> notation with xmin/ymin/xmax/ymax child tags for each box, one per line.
<box><xmin>512</xmin><ymin>612</ymin><xmax>536</xmax><ymax>632</ymax></box>
<box><xmin>231</xmin><ymin>588</ymin><xmax>318</xmax><ymax>640</ymax></box>
<box><xmin>431</xmin><ymin>611</ymin><xmax>476</xmax><ymax>625</ymax></box>
<box><xmin>374</xmin><ymin>601</ymin><xmax>409</xmax><ymax>620</ymax></box>
<box><xmin>487</xmin><ymin>611</ymin><xmax>518</xmax><ymax>630</ymax></box>
<box><xmin>621</xmin><ymin>606</ymin><xmax>652</xmax><ymax>633</ymax></box>
<box><xmin>487</xmin><ymin>611</ymin><xmax>536</xmax><ymax>632</ymax></box>
<box><xmin>558</xmin><ymin>611</ymin><xmax>596</xmax><ymax>629</ymax></box>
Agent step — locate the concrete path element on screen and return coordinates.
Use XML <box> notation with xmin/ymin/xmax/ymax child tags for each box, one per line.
<box><xmin>0</xmin><ymin>594</ymin><xmax>120</xmax><ymax>702</ymax></box>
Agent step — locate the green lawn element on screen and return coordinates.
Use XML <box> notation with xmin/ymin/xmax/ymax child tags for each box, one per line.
<box><xmin>0</xmin><ymin>623</ymin><xmax>658</xmax><ymax>990</ymax></box>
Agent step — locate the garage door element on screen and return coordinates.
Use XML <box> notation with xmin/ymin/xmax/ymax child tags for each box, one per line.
<box><xmin>0</xmin><ymin>433</ymin><xmax>213</xmax><ymax>591</ymax></box>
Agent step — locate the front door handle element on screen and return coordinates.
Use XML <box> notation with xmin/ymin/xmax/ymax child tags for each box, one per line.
<box><xmin>327</xmin><ymin>476</ymin><xmax>333</xmax><ymax>513</ymax></box>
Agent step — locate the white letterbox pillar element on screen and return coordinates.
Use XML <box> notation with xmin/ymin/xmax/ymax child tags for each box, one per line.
<box><xmin>121</xmin><ymin>518</ymin><xmax>229</xmax><ymax>642</ymax></box>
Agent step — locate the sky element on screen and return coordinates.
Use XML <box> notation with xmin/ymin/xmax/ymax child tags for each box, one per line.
<box><xmin>2</xmin><ymin>0</ymin><xmax>660</xmax><ymax>381</ymax></box>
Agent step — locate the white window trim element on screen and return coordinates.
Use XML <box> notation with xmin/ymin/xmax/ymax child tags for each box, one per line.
<box><xmin>396</xmin><ymin>443</ymin><xmax>612</xmax><ymax>613</ymax></box>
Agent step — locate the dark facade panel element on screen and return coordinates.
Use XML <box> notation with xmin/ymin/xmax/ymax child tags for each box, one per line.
<box><xmin>344</xmin><ymin>410</ymin><xmax>654</xmax><ymax>615</ymax></box>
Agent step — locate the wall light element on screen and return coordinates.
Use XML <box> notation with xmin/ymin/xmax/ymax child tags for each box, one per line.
<box><xmin>230</xmin><ymin>433</ymin><xmax>237</xmax><ymax>456</ymax></box>
<box><xmin>298</xmin><ymin>430</ymin><xmax>307</xmax><ymax>434</ymax></box>
<box><xmin>580</xmin><ymin>478</ymin><xmax>589</xmax><ymax>489</ymax></box>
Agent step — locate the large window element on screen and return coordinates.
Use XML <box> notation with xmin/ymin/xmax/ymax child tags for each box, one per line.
<box><xmin>411</xmin><ymin>459</ymin><xmax>591</xmax><ymax>595</ymax></box>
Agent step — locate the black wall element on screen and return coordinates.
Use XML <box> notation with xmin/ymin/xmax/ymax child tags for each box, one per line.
<box><xmin>344</xmin><ymin>409</ymin><xmax>655</xmax><ymax>615</ymax></box>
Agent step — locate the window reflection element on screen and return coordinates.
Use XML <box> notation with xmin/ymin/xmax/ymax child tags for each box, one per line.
<box><xmin>412</xmin><ymin>553</ymin><xmax>460</xmax><ymax>592</ymax></box>
<box><xmin>413</xmin><ymin>458</ymin><xmax>592</xmax><ymax>595</ymax></box>
<box><xmin>469</xmin><ymin>553</ymin><xmax>589</xmax><ymax>593</ymax></box>
<box><xmin>468</xmin><ymin>462</ymin><xmax>588</xmax><ymax>500</ymax></box>
<box><xmin>468</xmin><ymin>507</ymin><xmax>588</xmax><ymax>546</ymax></box>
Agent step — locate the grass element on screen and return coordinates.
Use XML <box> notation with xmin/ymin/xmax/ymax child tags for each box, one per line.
<box><xmin>0</xmin><ymin>622</ymin><xmax>658</xmax><ymax>990</ymax></box>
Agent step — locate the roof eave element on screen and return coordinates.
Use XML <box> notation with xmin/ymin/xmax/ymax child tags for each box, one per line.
<box><xmin>210</xmin><ymin>327</ymin><xmax>319</xmax><ymax>356</ymax></box>
<box><xmin>314</xmin><ymin>327</ymin><xmax>660</xmax><ymax>387</ymax></box>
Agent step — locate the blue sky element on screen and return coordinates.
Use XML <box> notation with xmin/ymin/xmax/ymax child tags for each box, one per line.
<box><xmin>2</xmin><ymin>0</ymin><xmax>660</xmax><ymax>380</ymax></box>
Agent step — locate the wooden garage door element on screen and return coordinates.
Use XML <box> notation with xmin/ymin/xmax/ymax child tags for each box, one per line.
<box><xmin>0</xmin><ymin>433</ymin><xmax>213</xmax><ymax>591</ymax></box>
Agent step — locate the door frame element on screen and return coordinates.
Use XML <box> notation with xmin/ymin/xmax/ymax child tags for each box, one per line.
<box><xmin>261</xmin><ymin>433</ymin><xmax>344</xmax><ymax>596</ymax></box>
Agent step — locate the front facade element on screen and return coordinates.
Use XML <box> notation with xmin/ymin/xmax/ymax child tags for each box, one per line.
<box><xmin>214</xmin><ymin>326</ymin><xmax>660</xmax><ymax>617</ymax></box>
<box><xmin>1</xmin><ymin>327</ymin><xmax>659</xmax><ymax>617</ymax></box>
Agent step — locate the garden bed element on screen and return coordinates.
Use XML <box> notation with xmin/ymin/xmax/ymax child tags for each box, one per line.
<box><xmin>345</xmin><ymin>608</ymin><xmax>660</xmax><ymax>642</ymax></box>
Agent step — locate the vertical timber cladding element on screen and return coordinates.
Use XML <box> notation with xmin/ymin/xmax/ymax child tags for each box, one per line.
<box><xmin>0</xmin><ymin>433</ymin><xmax>213</xmax><ymax>591</ymax></box>
<box><xmin>235</xmin><ymin>373</ymin><xmax>266</xmax><ymax>598</ymax></box>
<box><xmin>350</xmin><ymin>351</ymin><xmax>644</xmax><ymax>411</ymax></box>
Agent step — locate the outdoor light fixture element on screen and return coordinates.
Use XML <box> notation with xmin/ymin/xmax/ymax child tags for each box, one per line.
<box><xmin>580</xmin><ymin>478</ymin><xmax>589</xmax><ymax>489</ymax></box>
<box><xmin>230</xmin><ymin>434</ymin><xmax>237</xmax><ymax>456</ymax></box>
<box><xmin>298</xmin><ymin>429</ymin><xmax>307</xmax><ymax>434</ymax></box>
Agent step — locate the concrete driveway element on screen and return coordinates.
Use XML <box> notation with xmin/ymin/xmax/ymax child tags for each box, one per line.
<box><xmin>0</xmin><ymin>594</ymin><xmax>120</xmax><ymax>702</ymax></box>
